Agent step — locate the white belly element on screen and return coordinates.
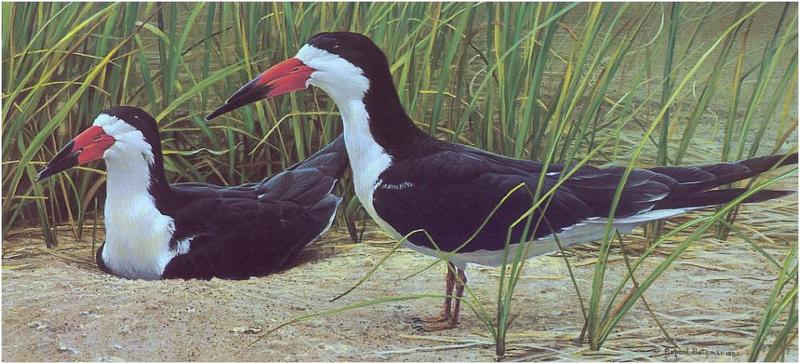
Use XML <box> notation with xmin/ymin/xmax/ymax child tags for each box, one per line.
<box><xmin>405</xmin><ymin>221</ymin><xmax>636</xmax><ymax>268</ymax></box>
<box><xmin>400</xmin><ymin>208</ymin><xmax>697</xmax><ymax>268</ymax></box>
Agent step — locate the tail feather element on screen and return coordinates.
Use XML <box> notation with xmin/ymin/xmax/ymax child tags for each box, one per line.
<box><xmin>654</xmin><ymin>188</ymin><xmax>794</xmax><ymax>210</ymax></box>
<box><xmin>257</xmin><ymin>135</ymin><xmax>348</xmax><ymax>205</ymax></box>
<box><xmin>650</xmin><ymin>152</ymin><xmax>797</xmax><ymax>193</ymax></box>
<box><xmin>259</xmin><ymin>169</ymin><xmax>337</xmax><ymax>205</ymax></box>
<box><xmin>649</xmin><ymin>153</ymin><xmax>796</xmax><ymax>210</ymax></box>
<box><xmin>287</xmin><ymin>134</ymin><xmax>349</xmax><ymax>179</ymax></box>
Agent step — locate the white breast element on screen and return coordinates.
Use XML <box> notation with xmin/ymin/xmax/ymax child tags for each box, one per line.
<box><xmin>102</xmin><ymin>195</ymin><xmax>177</xmax><ymax>280</ymax></box>
<box><xmin>100</xmin><ymin>142</ymin><xmax>186</xmax><ymax>280</ymax></box>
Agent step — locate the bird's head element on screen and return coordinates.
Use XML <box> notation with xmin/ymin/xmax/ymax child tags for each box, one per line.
<box><xmin>208</xmin><ymin>32</ymin><xmax>391</xmax><ymax>120</ymax></box>
<box><xmin>36</xmin><ymin>106</ymin><xmax>161</xmax><ymax>181</ymax></box>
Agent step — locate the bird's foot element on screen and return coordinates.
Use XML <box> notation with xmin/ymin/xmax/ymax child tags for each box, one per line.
<box><xmin>411</xmin><ymin>312</ymin><xmax>450</xmax><ymax>323</ymax></box>
<box><xmin>411</xmin><ymin>314</ymin><xmax>457</xmax><ymax>332</ymax></box>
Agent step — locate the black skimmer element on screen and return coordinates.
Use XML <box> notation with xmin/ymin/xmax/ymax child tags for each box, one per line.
<box><xmin>37</xmin><ymin>106</ymin><xmax>348</xmax><ymax>280</ymax></box>
<box><xmin>208</xmin><ymin>32</ymin><xmax>797</xmax><ymax>330</ymax></box>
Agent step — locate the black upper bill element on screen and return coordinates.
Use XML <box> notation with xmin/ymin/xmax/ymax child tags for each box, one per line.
<box><xmin>206</xmin><ymin>77</ymin><xmax>271</xmax><ymax>120</ymax></box>
<box><xmin>35</xmin><ymin>140</ymin><xmax>78</xmax><ymax>182</ymax></box>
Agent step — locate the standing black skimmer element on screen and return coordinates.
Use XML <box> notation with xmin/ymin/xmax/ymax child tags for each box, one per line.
<box><xmin>208</xmin><ymin>32</ymin><xmax>797</xmax><ymax>330</ymax></box>
<box><xmin>37</xmin><ymin>106</ymin><xmax>348</xmax><ymax>280</ymax></box>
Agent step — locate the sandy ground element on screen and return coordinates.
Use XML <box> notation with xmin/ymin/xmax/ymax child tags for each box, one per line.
<box><xmin>2</xmin><ymin>192</ymin><xmax>798</xmax><ymax>362</ymax></box>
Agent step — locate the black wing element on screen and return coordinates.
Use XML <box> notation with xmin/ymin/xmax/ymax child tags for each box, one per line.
<box><xmin>161</xmin><ymin>136</ymin><xmax>348</xmax><ymax>279</ymax></box>
<box><xmin>374</xmin><ymin>145</ymin><xmax>794</xmax><ymax>253</ymax></box>
<box><xmin>164</xmin><ymin>134</ymin><xmax>348</xmax><ymax>201</ymax></box>
<box><xmin>374</xmin><ymin>145</ymin><xmax>594</xmax><ymax>253</ymax></box>
<box><xmin>162</xmin><ymin>193</ymin><xmax>339</xmax><ymax>279</ymax></box>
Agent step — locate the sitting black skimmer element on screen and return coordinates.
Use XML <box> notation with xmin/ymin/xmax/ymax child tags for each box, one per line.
<box><xmin>208</xmin><ymin>32</ymin><xmax>797</xmax><ymax>330</ymax></box>
<box><xmin>37</xmin><ymin>106</ymin><xmax>348</xmax><ymax>280</ymax></box>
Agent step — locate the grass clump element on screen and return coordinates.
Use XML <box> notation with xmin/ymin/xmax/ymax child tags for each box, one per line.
<box><xmin>2</xmin><ymin>2</ymin><xmax>797</xmax><ymax>359</ymax></box>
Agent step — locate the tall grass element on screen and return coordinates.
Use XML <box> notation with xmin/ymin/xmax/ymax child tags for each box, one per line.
<box><xmin>2</xmin><ymin>2</ymin><xmax>797</xmax><ymax>359</ymax></box>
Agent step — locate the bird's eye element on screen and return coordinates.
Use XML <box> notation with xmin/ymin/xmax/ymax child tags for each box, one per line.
<box><xmin>94</xmin><ymin>135</ymin><xmax>103</xmax><ymax>141</ymax></box>
<box><xmin>290</xmin><ymin>66</ymin><xmax>301</xmax><ymax>73</ymax></box>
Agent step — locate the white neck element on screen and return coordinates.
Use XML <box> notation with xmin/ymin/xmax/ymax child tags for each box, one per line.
<box><xmin>101</xmin><ymin>153</ymin><xmax>177</xmax><ymax>280</ymax></box>
<box><xmin>298</xmin><ymin>43</ymin><xmax>403</xmax><ymax>238</ymax></box>
<box><xmin>334</xmin><ymin>98</ymin><xmax>403</xmax><ymax>239</ymax></box>
<box><xmin>338</xmin><ymin>100</ymin><xmax>390</xmax><ymax>198</ymax></box>
<box><xmin>105</xmin><ymin>151</ymin><xmax>155</xmax><ymax>200</ymax></box>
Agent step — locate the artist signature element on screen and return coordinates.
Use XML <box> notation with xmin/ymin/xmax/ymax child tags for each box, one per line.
<box><xmin>656</xmin><ymin>346</ymin><xmax>743</xmax><ymax>359</ymax></box>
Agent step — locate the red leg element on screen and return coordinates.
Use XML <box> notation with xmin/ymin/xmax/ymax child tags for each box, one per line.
<box><xmin>412</xmin><ymin>263</ymin><xmax>466</xmax><ymax>332</ymax></box>
<box><xmin>448</xmin><ymin>267</ymin><xmax>467</xmax><ymax>326</ymax></box>
<box><xmin>441</xmin><ymin>262</ymin><xmax>456</xmax><ymax>319</ymax></box>
<box><xmin>412</xmin><ymin>263</ymin><xmax>455</xmax><ymax>324</ymax></box>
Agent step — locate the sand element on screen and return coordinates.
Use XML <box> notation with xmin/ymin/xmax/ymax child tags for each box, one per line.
<box><xmin>3</xmin><ymin>190</ymin><xmax>797</xmax><ymax>362</ymax></box>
